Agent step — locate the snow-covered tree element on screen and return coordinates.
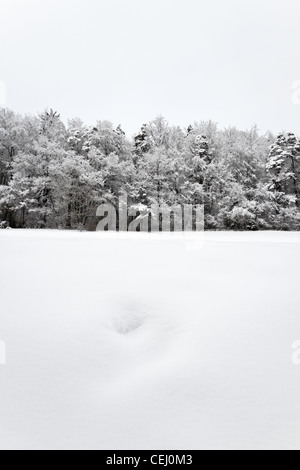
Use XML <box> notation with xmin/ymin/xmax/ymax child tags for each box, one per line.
<box><xmin>0</xmin><ymin>107</ymin><xmax>299</xmax><ymax>231</ymax></box>
<box><xmin>39</xmin><ymin>109</ymin><xmax>66</xmax><ymax>145</ymax></box>
<box><xmin>86</xmin><ymin>121</ymin><xmax>130</xmax><ymax>159</ymax></box>
<box><xmin>0</xmin><ymin>109</ymin><xmax>26</xmax><ymax>186</ymax></box>
<box><xmin>266</xmin><ymin>132</ymin><xmax>300</xmax><ymax>206</ymax></box>
<box><xmin>134</xmin><ymin>124</ymin><xmax>152</xmax><ymax>157</ymax></box>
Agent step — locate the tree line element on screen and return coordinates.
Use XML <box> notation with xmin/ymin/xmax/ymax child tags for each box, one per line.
<box><xmin>0</xmin><ymin>108</ymin><xmax>300</xmax><ymax>231</ymax></box>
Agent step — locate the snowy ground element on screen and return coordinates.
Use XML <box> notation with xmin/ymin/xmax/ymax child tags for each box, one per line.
<box><xmin>0</xmin><ymin>230</ymin><xmax>300</xmax><ymax>450</ymax></box>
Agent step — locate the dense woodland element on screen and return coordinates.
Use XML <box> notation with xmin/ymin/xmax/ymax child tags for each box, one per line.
<box><xmin>0</xmin><ymin>108</ymin><xmax>300</xmax><ymax>231</ymax></box>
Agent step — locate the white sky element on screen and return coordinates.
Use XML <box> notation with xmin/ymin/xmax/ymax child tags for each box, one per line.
<box><xmin>1</xmin><ymin>0</ymin><xmax>300</xmax><ymax>137</ymax></box>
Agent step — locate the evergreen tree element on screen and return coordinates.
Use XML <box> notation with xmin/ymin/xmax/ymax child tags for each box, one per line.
<box><xmin>266</xmin><ymin>132</ymin><xmax>300</xmax><ymax>207</ymax></box>
<box><xmin>134</xmin><ymin>124</ymin><xmax>152</xmax><ymax>157</ymax></box>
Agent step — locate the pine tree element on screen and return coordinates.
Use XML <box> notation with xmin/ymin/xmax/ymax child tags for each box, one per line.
<box><xmin>189</xmin><ymin>134</ymin><xmax>213</xmax><ymax>186</ymax></box>
<box><xmin>39</xmin><ymin>109</ymin><xmax>66</xmax><ymax>144</ymax></box>
<box><xmin>134</xmin><ymin>124</ymin><xmax>152</xmax><ymax>157</ymax></box>
<box><xmin>266</xmin><ymin>132</ymin><xmax>300</xmax><ymax>206</ymax></box>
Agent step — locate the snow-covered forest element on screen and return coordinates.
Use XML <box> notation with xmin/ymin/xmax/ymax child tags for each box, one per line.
<box><xmin>1</xmin><ymin>108</ymin><xmax>300</xmax><ymax>231</ymax></box>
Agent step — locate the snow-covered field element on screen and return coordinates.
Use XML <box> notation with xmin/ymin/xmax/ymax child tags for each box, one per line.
<box><xmin>0</xmin><ymin>230</ymin><xmax>300</xmax><ymax>450</ymax></box>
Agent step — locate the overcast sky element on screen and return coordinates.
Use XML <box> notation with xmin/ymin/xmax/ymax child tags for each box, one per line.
<box><xmin>1</xmin><ymin>0</ymin><xmax>300</xmax><ymax>136</ymax></box>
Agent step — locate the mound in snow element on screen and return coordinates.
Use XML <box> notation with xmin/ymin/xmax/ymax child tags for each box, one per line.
<box><xmin>0</xmin><ymin>231</ymin><xmax>300</xmax><ymax>450</ymax></box>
